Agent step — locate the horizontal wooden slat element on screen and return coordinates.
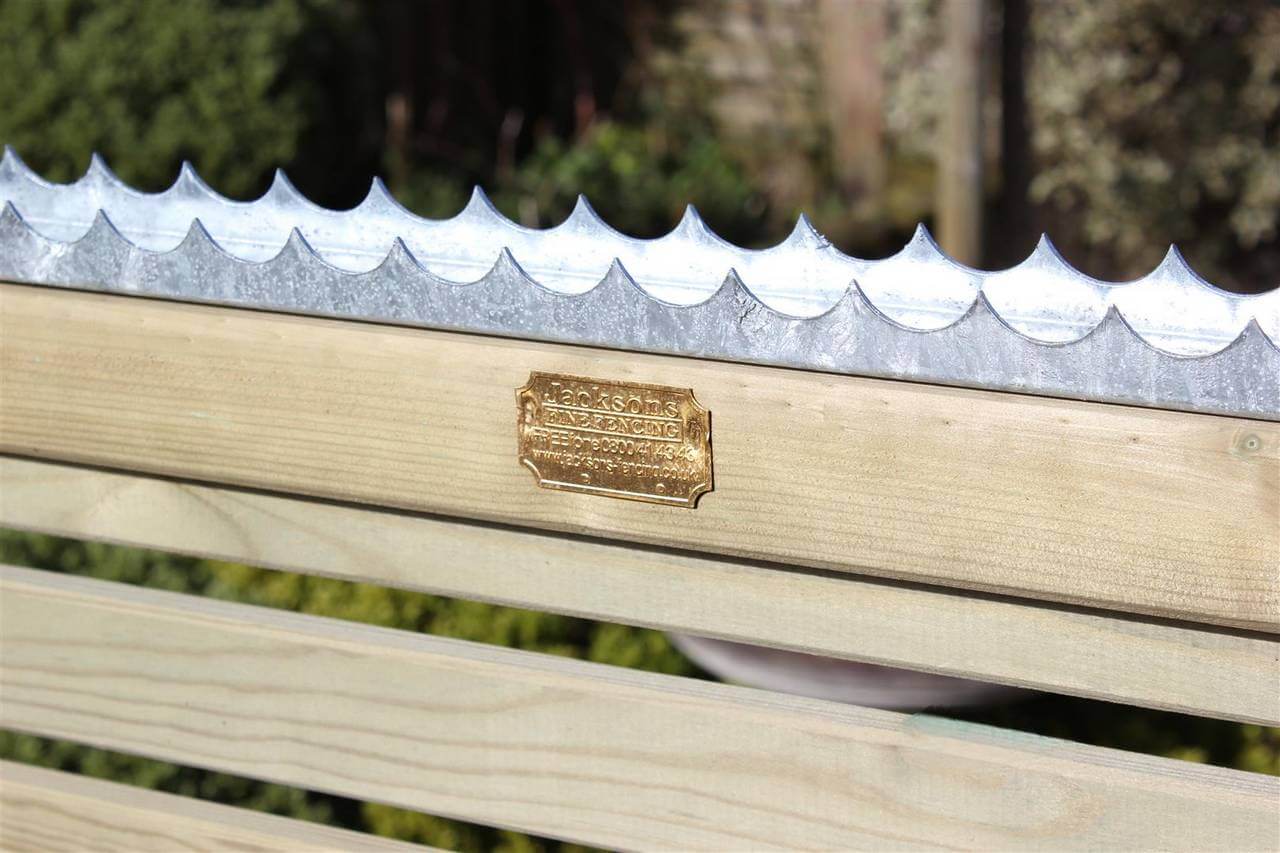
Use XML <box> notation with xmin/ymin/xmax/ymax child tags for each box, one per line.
<box><xmin>1</xmin><ymin>566</ymin><xmax>1277</xmax><ymax>851</ymax></box>
<box><xmin>1</xmin><ymin>284</ymin><xmax>1277</xmax><ymax>630</ymax></box>
<box><xmin>0</xmin><ymin>759</ymin><xmax>425</xmax><ymax>852</ymax></box>
<box><xmin>3</xmin><ymin>455</ymin><xmax>1276</xmax><ymax>725</ymax></box>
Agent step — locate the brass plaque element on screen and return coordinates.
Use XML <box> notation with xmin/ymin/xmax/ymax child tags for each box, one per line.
<box><xmin>517</xmin><ymin>372</ymin><xmax>712</xmax><ymax>507</ymax></box>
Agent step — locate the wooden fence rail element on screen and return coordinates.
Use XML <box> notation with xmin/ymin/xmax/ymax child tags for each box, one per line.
<box><xmin>3</xmin><ymin>284</ymin><xmax>1276</xmax><ymax>631</ymax></box>
<box><xmin>2</xmin><ymin>455</ymin><xmax>1275</xmax><ymax>726</ymax></box>
<box><xmin>0</xmin><ymin>760</ymin><xmax>427</xmax><ymax>852</ymax></box>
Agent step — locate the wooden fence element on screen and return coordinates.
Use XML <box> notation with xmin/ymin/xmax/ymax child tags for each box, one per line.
<box><xmin>1</xmin><ymin>281</ymin><xmax>1277</xmax><ymax>850</ymax></box>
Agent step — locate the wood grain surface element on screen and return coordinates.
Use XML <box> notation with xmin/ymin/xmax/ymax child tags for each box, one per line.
<box><xmin>3</xmin><ymin>455</ymin><xmax>1276</xmax><ymax>724</ymax></box>
<box><xmin>0</xmin><ymin>759</ymin><xmax>426</xmax><ymax>852</ymax></box>
<box><xmin>2</xmin><ymin>284</ymin><xmax>1277</xmax><ymax>630</ymax></box>
<box><xmin>1</xmin><ymin>565</ymin><xmax>1277</xmax><ymax>851</ymax></box>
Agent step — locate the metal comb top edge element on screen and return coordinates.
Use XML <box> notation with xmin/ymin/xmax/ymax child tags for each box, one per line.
<box><xmin>1</xmin><ymin>148</ymin><xmax>1276</xmax><ymax>419</ymax></box>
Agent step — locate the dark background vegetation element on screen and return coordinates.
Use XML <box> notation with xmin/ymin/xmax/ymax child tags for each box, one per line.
<box><xmin>1</xmin><ymin>0</ymin><xmax>1277</xmax><ymax>849</ymax></box>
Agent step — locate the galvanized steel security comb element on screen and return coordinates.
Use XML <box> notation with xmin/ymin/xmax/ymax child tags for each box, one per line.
<box><xmin>1</xmin><ymin>148</ymin><xmax>1276</xmax><ymax>419</ymax></box>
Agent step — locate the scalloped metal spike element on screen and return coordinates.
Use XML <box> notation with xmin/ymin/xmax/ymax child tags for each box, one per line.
<box><xmin>1152</xmin><ymin>244</ymin><xmax>1199</xmax><ymax>281</ymax></box>
<box><xmin>266</xmin><ymin>169</ymin><xmax>308</xmax><ymax>207</ymax></box>
<box><xmin>86</xmin><ymin>152</ymin><xmax>120</xmax><ymax>185</ymax></box>
<box><xmin>358</xmin><ymin>176</ymin><xmax>399</xmax><ymax>213</ymax></box>
<box><xmin>856</xmin><ymin>223</ymin><xmax>977</xmax><ymax>331</ymax></box>
<box><xmin>459</xmin><ymin>185</ymin><xmax>504</xmax><ymax>225</ymax></box>
<box><xmin>562</xmin><ymin>194</ymin><xmax>604</xmax><ymax>231</ymax></box>
<box><xmin>174</xmin><ymin>161</ymin><xmax>216</xmax><ymax>198</ymax></box>
<box><xmin>981</xmin><ymin>233</ymin><xmax>1109</xmax><ymax>344</ymax></box>
<box><xmin>674</xmin><ymin>203</ymin><xmax>712</xmax><ymax>240</ymax></box>
<box><xmin>0</xmin><ymin>151</ymin><xmax>1277</xmax><ymax>419</ymax></box>
<box><xmin>1</xmin><ymin>145</ymin><xmax>20</xmax><ymax>173</ymax></box>
<box><xmin>1031</xmin><ymin>232</ymin><xmax>1067</xmax><ymax>264</ymax></box>
<box><xmin>783</xmin><ymin>212</ymin><xmax>827</xmax><ymax>250</ymax></box>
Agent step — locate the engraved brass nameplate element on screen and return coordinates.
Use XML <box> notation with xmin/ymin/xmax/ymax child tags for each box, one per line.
<box><xmin>517</xmin><ymin>372</ymin><xmax>712</xmax><ymax>507</ymax></box>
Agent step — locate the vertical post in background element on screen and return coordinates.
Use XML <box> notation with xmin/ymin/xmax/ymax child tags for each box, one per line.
<box><xmin>818</xmin><ymin>0</ymin><xmax>887</xmax><ymax>217</ymax></box>
<box><xmin>384</xmin><ymin>0</ymin><xmax>420</xmax><ymax>195</ymax></box>
<box><xmin>993</xmin><ymin>0</ymin><xmax>1034</xmax><ymax>268</ymax></box>
<box><xmin>938</xmin><ymin>0</ymin><xmax>986</xmax><ymax>266</ymax></box>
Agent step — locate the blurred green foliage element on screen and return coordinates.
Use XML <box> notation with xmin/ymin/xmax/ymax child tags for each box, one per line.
<box><xmin>0</xmin><ymin>0</ymin><xmax>381</xmax><ymax>203</ymax></box>
<box><xmin>6</xmin><ymin>0</ymin><xmax>1276</xmax><ymax>285</ymax></box>
<box><xmin>396</xmin><ymin>117</ymin><xmax>769</xmax><ymax>244</ymax></box>
<box><xmin>1028</xmin><ymin>0</ymin><xmax>1280</xmax><ymax>287</ymax></box>
<box><xmin>953</xmin><ymin>697</ymin><xmax>1280</xmax><ymax>777</ymax></box>
<box><xmin>494</xmin><ymin>119</ymin><xmax>767</xmax><ymax>241</ymax></box>
<box><xmin>1</xmin><ymin>0</ymin><xmax>1278</xmax><ymax>848</ymax></box>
